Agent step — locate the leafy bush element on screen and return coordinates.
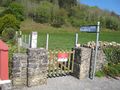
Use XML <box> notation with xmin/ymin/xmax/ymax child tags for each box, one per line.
<box><xmin>2</xmin><ymin>28</ymin><xmax>15</xmax><ymax>41</ymax></box>
<box><xmin>34</xmin><ymin>1</ymin><xmax>54</xmax><ymax>23</ymax></box>
<box><xmin>0</xmin><ymin>0</ymin><xmax>12</xmax><ymax>7</ymax></box>
<box><xmin>9</xmin><ymin>2</ymin><xmax>25</xmax><ymax>21</ymax></box>
<box><xmin>103</xmin><ymin>46</ymin><xmax>120</xmax><ymax>65</ymax></box>
<box><xmin>103</xmin><ymin>64</ymin><xmax>120</xmax><ymax>77</ymax></box>
<box><xmin>1</xmin><ymin>2</ymin><xmax>25</xmax><ymax>21</ymax></box>
<box><xmin>102</xmin><ymin>46</ymin><xmax>120</xmax><ymax>77</ymax></box>
<box><xmin>0</xmin><ymin>14</ymin><xmax>20</xmax><ymax>34</ymax></box>
<box><xmin>105</xmin><ymin>16</ymin><xmax>120</xmax><ymax>30</ymax></box>
<box><xmin>68</xmin><ymin>17</ymin><xmax>86</xmax><ymax>27</ymax></box>
<box><xmin>51</xmin><ymin>8</ymin><xmax>67</xmax><ymax>27</ymax></box>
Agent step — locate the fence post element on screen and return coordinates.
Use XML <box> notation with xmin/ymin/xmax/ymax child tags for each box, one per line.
<box><xmin>75</xmin><ymin>33</ymin><xmax>78</xmax><ymax>47</ymax></box>
<box><xmin>46</xmin><ymin>33</ymin><xmax>49</xmax><ymax>50</ymax></box>
<box><xmin>17</xmin><ymin>31</ymin><xmax>22</xmax><ymax>53</ymax></box>
<box><xmin>92</xmin><ymin>22</ymin><xmax>100</xmax><ymax>79</ymax></box>
<box><xmin>30</xmin><ymin>32</ymin><xmax>38</xmax><ymax>48</ymax></box>
<box><xmin>28</xmin><ymin>34</ymin><xmax>31</xmax><ymax>48</ymax></box>
<box><xmin>15</xmin><ymin>31</ymin><xmax>18</xmax><ymax>42</ymax></box>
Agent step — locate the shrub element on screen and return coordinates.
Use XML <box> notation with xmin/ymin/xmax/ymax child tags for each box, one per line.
<box><xmin>103</xmin><ymin>46</ymin><xmax>120</xmax><ymax>65</ymax></box>
<box><xmin>102</xmin><ymin>46</ymin><xmax>120</xmax><ymax>77</ymax></box>
<box><xmin>34</xmin><ymin>1</ymin><xmax>54</xmax><ymax>23</ymax></box>
<box><xmin>105</xmin><ymin>16</ymin><xmax>120</xmax><ymax>31</ymax></box>
<box><xmin>0</xmin><ymin>0</ymin><xmax>12</xmax><ymax>7</ymax></box>
<box><xmin>1</xmin><ymin>2</ymin><xmax>25</xmax><ymax>21</ymax></box>
<box><xmin>0</xmin><ymin>14</ymin><xmax>20</xmax><ymax>34</ymax></box>
<box><xmin>69</xmin><ymin>17</ymin><xmax>86</xmax><ymax>27</ymax></box>
<box><xmin>51</xmin><ymin>8</ymin><xmax>67</xmax><ymax>27</ymax></box>
<box><xmin>2</xmin><ymin>28</ymin><xmax>15</xmax><ymax>42</ymax></box>
<box><xmin>103</xmin><ymin>64</ymin><xmax>120</xmax><ymax>77</ymax></box>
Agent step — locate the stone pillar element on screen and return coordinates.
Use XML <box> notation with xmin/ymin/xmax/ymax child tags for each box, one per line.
<box><xmin>12</xmin><ymin>53</ymin><xmax>27</xmax><ymax>87</ymax></box>
<box><xmin>73</xmin><ymin>47</ymin><xmax>91</xmax><ymax>79</ymax></box>
<box><xmin>27</xmin><ymin>48</ymin><xmax>48</xmax><ymax>87</ymax></box>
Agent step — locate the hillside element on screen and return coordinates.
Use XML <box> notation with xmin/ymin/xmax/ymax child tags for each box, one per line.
<box><xmin>1</xmin><ymin>0</ymin><xmax>120</xmax><ymax>31</ymax></box>
<box><xmin>0</xmin><ymin>0</ymin><xmax>120</xmax><ymax>45</ymax></box>
<box><xmin>18</xmin><ymin>0</ymin><xmax>120</xmax><ymax>31</ymax></box>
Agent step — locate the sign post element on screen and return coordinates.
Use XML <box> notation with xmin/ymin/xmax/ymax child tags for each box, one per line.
<box><xmin>80</xmin><ymin>22</ymin><xmax>100</xmax><ymax>79</ymax></box>
<box><xmin>92</xmin><ymin>22</ymin><xmax>100</xmax><ymax>79</ymax></box>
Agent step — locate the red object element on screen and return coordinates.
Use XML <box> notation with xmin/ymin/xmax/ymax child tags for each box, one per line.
<box><xmin>0</xmin><ymin>40</ymin><xmax>9</xmax><ymax>80</ymax></box>
<box><xmin>58</xmin><ymin>53</ymin><xmax>68</xmax><ymax>59</ymax></box>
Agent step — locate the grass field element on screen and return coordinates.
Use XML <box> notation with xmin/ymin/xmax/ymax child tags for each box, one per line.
<box><xmin>21</xmin><ymin>19</ymin><xmax>120</xmax><ymax>50</ymax></box>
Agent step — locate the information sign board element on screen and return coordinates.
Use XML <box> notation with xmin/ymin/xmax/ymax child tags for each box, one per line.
<box><xmin>80</xmin><ymin>25</ymin><xmax>97</xmax><ymax>32</ymax></box>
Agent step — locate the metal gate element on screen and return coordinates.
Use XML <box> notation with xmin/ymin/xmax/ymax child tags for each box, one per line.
<box><xmin>48</xmin><ymin>50</ymin><xmax>75</xmax><ymax>77</ymax></box>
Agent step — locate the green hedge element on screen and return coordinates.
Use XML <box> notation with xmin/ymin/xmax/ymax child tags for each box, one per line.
<box><xmin>102</xmin><ymin>46</ymin><xmax>120</xmax><ymax>77</ymax></box>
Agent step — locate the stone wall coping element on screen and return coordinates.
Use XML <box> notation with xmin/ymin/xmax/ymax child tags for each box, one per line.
<box><xmin>0</xmin><ymin>80</ymin><xmax>11</xmax><ymax>84</ymax></box>
<box><xmin>13</xmin><ymin>53</ymin><xmax>27</xmax><ymax>56</ymax></box>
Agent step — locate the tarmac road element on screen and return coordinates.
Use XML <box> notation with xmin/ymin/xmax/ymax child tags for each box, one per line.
<box><xmin>15</xmin><ymin>76</ymin><xmax>120</xmax><ymax>90</ymax></box>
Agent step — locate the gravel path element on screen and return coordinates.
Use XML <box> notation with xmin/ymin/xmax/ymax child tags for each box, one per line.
<box><xmin>15</xmin><ymin>76</ymin><xmax>120</xmax><ymax>90</ymax></box>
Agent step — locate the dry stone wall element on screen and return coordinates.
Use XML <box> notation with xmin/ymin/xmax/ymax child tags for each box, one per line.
<box><xmin>73</xmin><ymin>47</ymin><xmax>106</xmax><ymax>79</ymax></box>
<box><xmin>89</xmin><ymin>48</ymin><xmax>106</xmax><ymax>78</ymax></box>
<box><xmin>12</xmin><ymin>47</ymin><xmax>106</xmax><ymax>88</ymax></box>
<box><xmin>27</xmin><ymin>48</ymin><xmax>48</xmax><ymax>87</ymax></box>
<box><xmin>12</xmin><ymin>53</ymin><xmax>27</xmax><ymax>87</ymax></box>
<box><xmin>12</xmin><ymin>48</ymin><xmax>48</xmax><ymax>88</ymax></box>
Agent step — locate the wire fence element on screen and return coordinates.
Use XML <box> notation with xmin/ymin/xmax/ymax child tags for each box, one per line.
<box><xmin>16</xmin><ymin>31</ymin><xmax>79</xmax><ymax>52</ymax></box>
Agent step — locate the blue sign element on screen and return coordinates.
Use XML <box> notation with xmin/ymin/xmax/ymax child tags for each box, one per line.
<box><xmin>80</xmin><ymin>25</ymin><xmax>97</xmax><ymax>32</ymax></box>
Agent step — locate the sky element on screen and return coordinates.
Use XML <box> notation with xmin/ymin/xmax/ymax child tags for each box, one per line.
<box><xmin>80</xmin><ymin>0</ymin><xmax>120</xmax><ymax>15</ymax></box>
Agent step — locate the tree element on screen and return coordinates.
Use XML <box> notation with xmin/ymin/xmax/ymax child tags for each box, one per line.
<box><xmin>51</xmin><ymin>8</ymin><xmax>67</xmax><ymax>27</ymax></box>
<box><xmin>0</xmin><ymin>14</ymin><xmax>20</xmax><ymax>34</ymax></box>
<box><xmin>0</xmin><ymin>0</ymin><xmax>12</xmax><ymax>7</ymax></box>
<box><xmin>58</xmin><ymin>0</ymin><xmax>77</xmax><ymax>9</ymax></box>
<box><xmin>8</xmin><ymin>2</ymin><xmax>25</xmax><ymax>21</ymax></box>
<box><xmin>1</xmin><ymin>2</ymin><xmax>25</xmax><ymax>21</ymax></box>
<box><xmin>2</xmin><ymin>27</ymin><xmax>16</xmax><ymax>41</ymax></box>
<box><xmin>34</xmin><ymin>1</ymin><xmax>54</xmax><ymax>23</ymax></box>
